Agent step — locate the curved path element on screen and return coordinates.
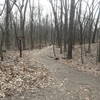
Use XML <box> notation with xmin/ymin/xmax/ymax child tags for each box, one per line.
<box><xmin>3</xmin><ymin>47</ymin><xmax>100</xmax><ymax>100</ymax></box>
<box><xmin>33</xmin><ymin>47</ymin><xmax>100</xmax><ymax>100</ymax></box>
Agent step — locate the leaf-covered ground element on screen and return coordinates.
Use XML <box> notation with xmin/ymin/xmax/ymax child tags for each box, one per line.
<box><xmin>55</xmin><ymin>44</ymin><xmax>100</xmax><ymax>77</ymax></box>
<box><xmin>0</xmin><ymin>45</ymin><xmax>100</xmax><ymax>100</ymax></box>
<box><xmin>0</xmin><ymin>51</ymin><xmax>55</xmax><ymax>98</ymax></box>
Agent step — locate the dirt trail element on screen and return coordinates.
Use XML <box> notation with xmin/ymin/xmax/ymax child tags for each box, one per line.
<box><xmin>32</xmin><ymin>46</ymin><xmax>100</xmax><ymax>100</ymax></box>
<box><xmin>2</xmin><ymin>46</ymin><xmax>100</xmax><ymax>100</ymax></box>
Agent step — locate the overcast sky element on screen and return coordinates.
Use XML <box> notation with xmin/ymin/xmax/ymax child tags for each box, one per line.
<box><xmin>0</xmin><ymin>0</ymin><xmax>99</xmax><ymax>19</ymax></box>
<box><xmin>0</xmin><ymin>0</ymin><xmax>51</xmax><ymax>16</ymax></box>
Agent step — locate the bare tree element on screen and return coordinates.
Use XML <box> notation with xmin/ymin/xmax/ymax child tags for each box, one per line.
<box><xmin>67</xmin><ymin>0</ymin><xmax>75</xmax><ymax>59</ymax></box>
<box><xmin>5</xmin><ymin>0</ymin><xmax>16</xmax><ymax>49</ymax></box>
<box><xmin>14</xmin><ymin>0</ymin><xmax>29</xmax><ymax>49</ymax></box>
<box><xmin>64</xmin><ymin>0</ymin><xmax>68</xmax><ymax>58</ymax></box>
<box><xmin>0</xmin><ymin>24</ymin><xmax>5</xmax><ymax>61</ymax></box>
<box><xmin>38</xmin><ymin>0</ymin><xmax>42</xmax><ymax>49</ymax></box>
<box><xmin>29</xmin><ymin>0</ymin><xmax>35</xmax><ymax>49</ymax></box>
<box><xmin>49</xmin><ymin>0</ymin><xmax>60</xmax><ymax>46</ymax></box>
<box><xmin>92</xmin><ymin>7</ymin><xmax>100</xmax><ymax>43</ymax></box>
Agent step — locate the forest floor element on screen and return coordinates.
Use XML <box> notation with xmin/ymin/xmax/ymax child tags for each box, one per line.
<box><xmin>0</xmin><ymin>44</ymin><xmax>100</xmax><ymax>100</ymax></box>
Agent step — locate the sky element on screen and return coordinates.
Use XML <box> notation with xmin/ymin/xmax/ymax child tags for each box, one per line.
<box><xmin>0</xmin><ymin>0</ymin><xmax>99</xmax><ymax>20</ymax></box>
<box><xmin>0</xmin><ymin>0</ymin><xmax>52</xmax><ymax>16</ymax></box>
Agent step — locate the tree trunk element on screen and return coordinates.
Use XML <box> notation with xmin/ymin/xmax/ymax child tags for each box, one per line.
<box><xmin>67</xmin><ymin>0</ymin><xmax>75</xmax><ymax>59</ymax></box>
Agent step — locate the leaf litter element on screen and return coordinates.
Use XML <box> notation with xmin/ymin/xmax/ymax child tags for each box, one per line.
<box><xmin>0</xmin><ymin>47</ymin><xmax>99</xmax><ymax>99</ymax></box>
<box><xmin>58</xmin><ymin>44</ymin><xmax>100</xmax><ymax>77</ymax></box>
<box><xmin>0</xmin><ymin>51</ymin><xmax>55</xmax><ymax>98</ymax></box>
